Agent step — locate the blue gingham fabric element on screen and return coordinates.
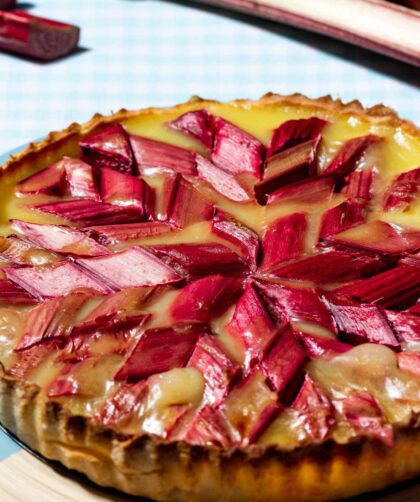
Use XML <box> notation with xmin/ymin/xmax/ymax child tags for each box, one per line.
<box><xmin>0</xmin><ymin>0</ymin><xmax>419</xmax><ymax>459</ymax></box>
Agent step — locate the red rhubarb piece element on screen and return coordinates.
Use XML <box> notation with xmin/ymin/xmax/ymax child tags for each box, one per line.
<box><xmin>384</xmin><ymin>310</ymin><xmax>420</xmax><ymax>345</ymax></box>
<box><xmin>211</xmin><ymin>211</ymin><xmax>259</xmax><ymax>268</ymax></box>
<box><xmin>291</xmin><ymin>374</ymin><xmax>335</xmax><ymax>442</ymax></box>
<box><xmin>47</xmin><ymin>368</ymin><xmax>80</xmax><ymax>398</ymax></box>
<box><xmin>0</xmin><ymin>235</ymin><xmax>61</xmax><ymax>265</ymax></box>
<box><xmin>100</xmin><ymin>167</ymin><xmax>155</xmax><ymax>219</ymax></box>
<box><xmin>150</xmin><ymin>243</ymin><xmax>246</xmax><ymax>278</ymax></box>
<box><xmin>0</xmin><ymin>10</ymin><xmax>80</xmax><ymax>61</ymax></box>
<box><xmin>196</xmin><ymin>154</ymin><xmax>251</xmax><ymax>202</ymax></box>
<box><xmin>11</xmin><ymin>220</ymin><xmax>110</xmax><ymax>257</ymax></box>
<box><xmin>5</xmin><ymin>261</ymin><xmax>110</xmax><ymax>299</ymax></box>
<box><xmin>408</xmin><ymin>303</ymin><xmax>420</xmax><ymax>315</ymax></box>
<box><xmin>326</xmin><ymin>302</ymin><xmax>399</xmax><ymax>348</ymax></box>
<box><xmin>267</xmin><ymin>174</ymin><xmax>335</xmax><ymax>205</ymax></box>
<box><xmin>8</xmin><ymin>340</ymin><xmax>61</xmax><ymax>379</ymax></box>
<box><xmin>324</xmin><ymin>135</ymin><xmax>380</xmax><ymax>178</ymax></box>
<box><xmin>297</xmin><ymin>332</ymin><xmax>352</xmax><ymax>358</ymax></box>
<box><xmin>333</xmin><ymin>392</ymin><xmax>394</xmax><ymax>447</ymax></box>
<box><xmin>383</xmin><ymin>166</ymin><xmax>420</xmax><ymax>211</ymax></box>
<box><xmin>255</xmin><ymin>140</ymin><xmax>319</xmax><ymax>203</ymax></box>
<box><xmin>398</xmin><ymin>352</ymin><xmax>420</xmax><ymax>378</ymax></box>
<box><xmin>34</xmin><ymin>199</ymin><xmax>143</xmax><ymax>226</ymax></box>
<box><xmin>260</xmin><ymin>212</ymin><xmax>308</xmax><ymax>269</ymax></box>
<box><xmin>63</xmin><ymin>157</ymin><xmax>101</xmax><ymax>201</ymax></box>
<box><xmin>86</xmin><ymin>221</ymin><xmax>174</xmax><ymax>245</ymax></box>
<box><xmin>226</xmin><ymin>283</ymin><xmax>278</xmax><ymax>367</ymax></box>
<box><xmin>188</xmin><ymin>335</ymin><xmax>240</xmax><ymax>405</ymax></box>
<box><xmin>340</xmin><ymin>169</ymin><xmax>374</xmax><ymax>201</ymax></box>
<box><xmin>263</xmin><ymin>249</ymin><xmax>386</xmax><ymax>285</ymax></box>
<box><xmin>0</xmin><ymin>279</ymin><xmax>37</xmax><ymax>305</ymax></box>
<box><xmin>211</xmin><ymin>117</ymin><xmax>264</xmax><ymax>179</ymax></box>
<box><xmin>171</xmin><ymin>274</ymin><xmax>242</xmax><ymax>324</ymax></box>
<box><xmin>267</xmin><ymin>117</ymin><xmax>328</xmax><ymax>158</ymax></box>
<box><xmin>114</xmin><ymin>326</ymin><xmax>200</xmax><ymax>381</ymax></box>
<box><xmin>129</xmin><ymin>135</ymin><xmax>196</xmax><ymax>176</ymax></box>
<box><xmin>336</xmin><ymin>263</ymin><xmax>420</xmax><ymax>310</ymax></box>
<box><xmin>80</xmin><ymin>124</ymin><xmax>135</xmax><ymax>175</ymax></box>
<box><xmin>319</xmin><ymin>199</ymin><xmax>366</xmax><ymax>238</ymax></box>
<box><xmin>168</xmin><ymin>109</ymin><xmax>214</xmax><ymax>149</ymax></box>
<box><xmin>76</xmin><ymin>247</ymin><xmax>182</xmax><ymax>289</ymax></box>
<box><xmin>15</xmin><ymin>162</ymin><xmax>65</xmax><ymax>195</ymax></box>
<box><xmin>178</xmin><ymin>406</ymin><xmax>233</xmax><ymax>448</ymax></box>
<box><xmin>262</xmin><ymin>326</ymin><xmax>307</xmax><ymax>404</ymax></box>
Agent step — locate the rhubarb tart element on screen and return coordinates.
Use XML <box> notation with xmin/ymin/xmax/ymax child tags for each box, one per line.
<box><xmin>0</xmin><ymin>94</ymin><xmax>419</xmax><ymax>501</ymax></box>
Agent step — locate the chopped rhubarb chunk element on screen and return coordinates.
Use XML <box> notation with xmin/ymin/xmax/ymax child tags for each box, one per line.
<box><xmin>114</xmin><ymin>327</ymin><xmax>200</xmax><ymax>381</ymax></box>
<box><xmin>34</xmin><ymin>199</ymin><xmax>143</xmax><ymax>226</ymax></box>
<box><xmin>76</xmin><ymin>247</ymin><xmax>181</xmax><ymax>289</ymax></box>
<box><xmin>188</xmin><ymin>335</ymin><xmax>240</xmax><ymax>405</ymax></box>
<box><xmin>260</xmin><ymin>212</ymin><xmax>308</xmax><ymax>269</ymax></box>
<box><xmin>263</xmin><ymin>249</ymin><xmax>385</xmax><ymax>284</ymax></box>
<box><xmin>161</xmin><ymin>173</ymin><xmax>214</xmax><ymax>227</ymax></box>
<box><xmin>15</xmin><ymin>162</ymin><xmax>65</xmax><ymax>195</ymax></box>
<box><xmin>8</xmin><ymin>340</ymin><xmax>62</xmax><ymax>378</ymax></box>
<box><xmin>383</xmin><ymin>166</ymin><xmax>420</xmax><ymax>211</ymax></box>
<box><xmin>0</xmin><ymin>279</ymin><xmax>37</xmax><ymax>305</ymax></box>
<box><xmin>397</xmin><ymin>352</ymin><xmax>420</xmax><ymax>378</ymax></box>
<box><xmin>267</xmin><ymin>117</ymin><xmax>328</xmax><ymax>158</ymax></box>
<box><xmin>63</xmin><ymin>157</ymin><xmax>101</xmax><ymax>201</ymax></box>
<box><xmin>80</xmin><ymin>124</ymin><xmax>135</xmax><ymax>175</ymax></box>
<box><xmin>262</xmin><ymin>326</ymin><xmax>307</xmax><ymax>403</ymax></box>
<box><xmin>326</xmin><ymin>303</ymin><xmax>399</xmax><ymax>348</ymax></box>
<box><xmin>336</xmin><ymin>263</ymin><xmax>420</xmax><ymax>310</ymax></box>
<box><xmin>255</xmin><ymin>280</ymin><xmax>337</xmax><ymax>334</ymax></box>
<box><xmin>384</xmin><ymin>311</ymin><xmax>420</xmax><ymax>345</ymax></box>
<box><xmin>171</xmin><ymin>275</ymin><xmax>242</xmax><ymax>324</ymax></box>
<box><xmin>324</xmin><ymin>135</ymin><xmax>380</xmax><ymax>178</ymax></box>
<box><xmin>47</xmin><ymin>369</ymin><xmax>80</xmax><ymax>398</ymax></box>
<box><xmin>179</xmin><ymin>406</ymin><xmax>233</xmax><ymax>448</ymax></box>
<box><xmin>100</xmin><ymin>167</ymin><xmax>155</xmax><ymax>219</ymax></box>
<box><xmin>0</xmin><ymin>235</ymin><xmax>61</xmax><ymax>266</ymax></box>
<box><xmin>223</xmin><ymin>369</ymin><xmax>280</xmax><ymax>445</ymax></box>
<box><xmin>332</xmin><ymin>392</ymin><xmax>394</xmax><ymax>447</ymax></box>
<box><xmin>319</xmin><ymin>199</ymin><xmax>366</xmax><ymax>238</ymax></box>
<box><xmin>5</xmin><ymin>261</ymin><xmax>110</xmax><ymax>299</ymax></box>
<box><xmin>291</xmin><ymin>374</ymin><xmax>335</xmax><ymax>442</ymax></box>
<box><xmin>129</xmin><ymin>135</ymin><xmax>196</xmax><ymax>175</ymax></box>
<box><xmin>226</xmin><ymin>283</ymin><xmax>278</xmax><ymax>367</ymax></box>
<box><xmin>255</xmin><ymin>140</ymin><xmax>318</xmax><ymax>203</ymax></box>
<box><xmin>211</xmin><ymin>211</ymin><xmax>259</xmax><ymax>268</ymax></box>
<box><xmin>267</xmin><ymin>175</ymin><xmax>335</xmax><ymax>205</ymax></box>
<box><xmin>11</xmin><ymin>220</ymin><xmax>110</xmax><ymax>257</ymax></box>
<box><xmin>340</xmin><ymin>169</ymin><xmax>374</xmax><ymax>201</ymax></box>
<box><xmin>86</xmin><ymin>221</ymin><xmax>173</xmax><ymax>245</ymax></box>
<box><xmin>168</xmin><ymin>109</ymin><xmax>214</xmax><ymax>149</ymax></box>
<box><xmin>196</xmin><ymin>154</ymin><xmax>251</xmax><ymax>202</ymax></box>
<box><xmin>298</xmin><ymin>332</ymin><xmax>352</xmax><ymax>358</ymax></box>
<box><xmin>150</xmin><ymin>243</ymin><xmax>246</xmax><ymax>277</ymax></box>
<box><xmin>211</xmin><ymin>117</ymin><xmax>264</xmax><ymax>179</ymax></box>
<box><xmin>408</xmin><ymin>303</ymin><xmax>420</xmax><ymax>315</ymax></box>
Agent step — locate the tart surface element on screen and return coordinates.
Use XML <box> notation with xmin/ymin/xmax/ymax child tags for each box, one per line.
<box><xmin>0</xmin><ymin>94</ymin><xmax>419</xmax><ymax>501</ymax></box>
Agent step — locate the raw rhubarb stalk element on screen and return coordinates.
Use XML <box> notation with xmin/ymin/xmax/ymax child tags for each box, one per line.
<box><xmin>260</xmin><ymin>212</ymin><xmax>308</xmax><ymax>269</ymax></box>
<box><xmin>86</xmin><ymin>221</ymin><xmax>174</xmax><ymax>245</ymax></box>
<box><xmin>267</xmin><ymin>174</ymin><xmax>335</xmax><ymax>205</ymax></box>
<box><xmin>211</xmin><ymin>117</ymin><xmax>264</xmax><ymax>179</ymax></box>
<box><xmin>168</xmin><ymin>109</ymin><xmax>214</xmax><ymax>149</ymax></box>
<box><xmin>150</xmin><ymin>243</ymin><xmax>246</xmax><ymax>277</ymax></box>
<box><xmin>76</xmin><ymin>247</ymin><xmax>182</xmax><ymax>289</ymax></box>
<box><xmin>262</xmin><ymin>326</ymin><xmax>307</xmax><ymax>404</ymax></box>
<box><xmin>0</xmin><ymin>10</ymin><xmax>80</xmax><ymax>61</ymax></box>
<box><xmin>340</xmin><ymin>169</ymin><xmax>374</xmax><ymax>201</ymax></box>
<box><xmin>114</xmin><ymin>327</ymin><xmax>200</xmax><ymax>381</ymax></box>
<box><xmin>297</xmin><ymin>332</ymin><xmax>352</xmax><ymax>358</ymax></box>
<box><xmin>383</xmin><ymin>166</ymin><xmax>420</xmax><ymax>211</ymax></box>
<box><xmin>5</xmin><ymin>261</ymin><xmax>110</xmax><ymax>299</ymax></box>
<box><xmin>384</xmin><ymin>310</ymin><xmax>420</xmax><ymax>345</ymax></box>
<box><xmin>188</xmin><ymin>335</ymin><xmax>240</xmax><ymax>405</ymax></box>
<box><xmin>11</xmin><ymin>220</ymin><xmax>110</xmax><ymax>257</ymax></box>
<box><xmin>100</xmin><ymin>167</ymin><xmax>155</xmax><ymax>219</ymax></box>
<box><xmin>80</xmin><ymin>124</ymin><xmax>135</xmax><ymax>175</ymax></box>
<box><xmin>318</xmin><ymin>199</ymin><xmax>366</xmax><ymax>238</ymax></box>
<box><xmin>397</xmin><ymin>352</ymin><xmax>420</xmax><ymax>379</ymax></box>
<box><xmin>15</xmin><ymin>162</ymin><xmax>65</xmax><ymax>195</ymax></box>
<box><xmin>62</xmin><ymin>157</ymin><xmax>101</xmax><ymax>201</ymax></box>
<box><xmin>324</xmin><ymin>135</ymin><xmax>380</xmax><ymax>178</ymax></box>
<box><xmin>0</xmin><ymin>279</ymin><xmax>37</xmax><ymax>304</ymax></box>
<box><xmin>34</xmin><ymin>199</ymin><xmax>143</xmax><ymax>226</ymax></box>
<box><xmin>129</xmin><ymin>134</ymin><xmax>196</xmax><ymax>176</ymax></box>
<box><xmin>196</xmin><ymin>154</ymin><xmax>251</xmax><ymax>202</ymax></box>
<box><xmin>171</xmin><ymin>274</ymin><xmax>242</xmax><ymax>324</ymax></box>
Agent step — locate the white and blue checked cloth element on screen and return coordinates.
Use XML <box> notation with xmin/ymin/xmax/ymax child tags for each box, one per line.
<box><xmin>0</xmin><ymin>0</ymin><xmax>419</xmax><ymax>458</ymax></box>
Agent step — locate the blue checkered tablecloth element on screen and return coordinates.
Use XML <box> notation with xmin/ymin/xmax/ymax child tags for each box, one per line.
<box><xmin>0</xmin><ymin>0</ymin><xmax>419</xmax><ymax>460</ymax></box>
